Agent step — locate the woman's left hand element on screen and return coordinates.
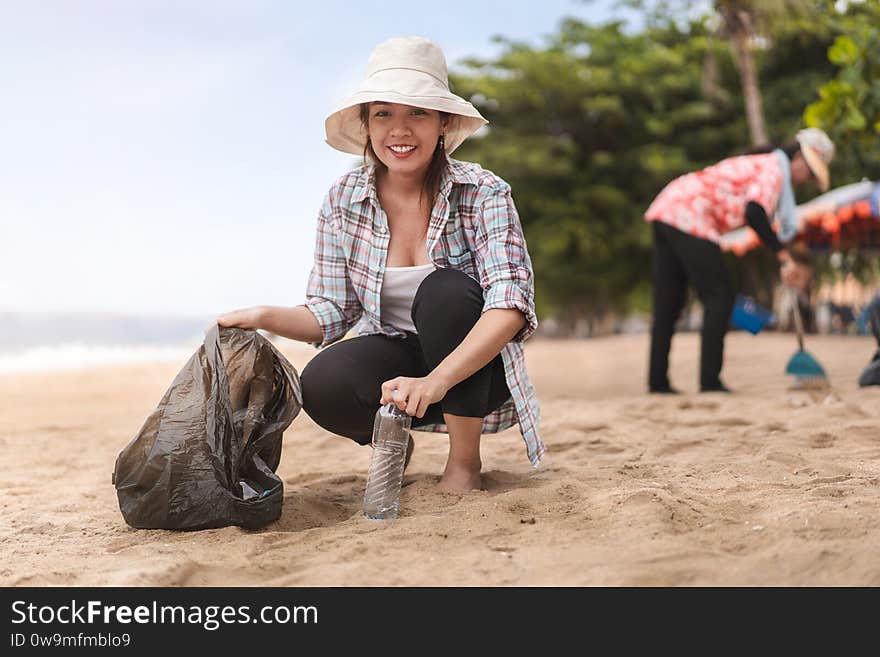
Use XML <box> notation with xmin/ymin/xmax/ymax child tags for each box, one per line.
<box><xmin>380</xmin><ymin>373</ymin><xmax>452</xmax><ymax>418</ymax></box>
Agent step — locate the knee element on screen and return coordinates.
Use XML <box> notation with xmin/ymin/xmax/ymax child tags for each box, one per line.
<box><xmin>301</xmin><ymin>354</ymin><xmax>371</xmax><ymax>445</ymax></box>
<box><xmin>412</xmin><ymin>268</ymin><xmax>483</xmax><ymax>326</ymax></box>
<box><xmin>300</xmin><ymin>355</ymin><xmax>337</xmax><ymax>424</ymax></box>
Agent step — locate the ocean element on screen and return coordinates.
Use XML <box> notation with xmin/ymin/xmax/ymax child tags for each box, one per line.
<box><xmin>0</xmin><ymin>312</ymin><xmax>213</xmax><ymax>374</ymax></box>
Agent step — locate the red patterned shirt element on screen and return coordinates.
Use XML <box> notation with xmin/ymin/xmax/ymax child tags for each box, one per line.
<box><xmin>303</xmin><ymin>158</ymin><xmax>545</xmax><ymax>467</ymax></box>
<box><xmin>645</xmin><ymin>153</ymin><xmax>784</xmax><ymax>242</ymax></box>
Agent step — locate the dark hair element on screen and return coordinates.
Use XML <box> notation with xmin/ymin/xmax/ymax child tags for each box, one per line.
<box><xmin>359</xmin><ymin>103</ymin><xmax>450</xmax><ymax>208</ymax></box>
<box><xmin>740</xmin><ymin>140</ymin><xmax>801</xmax><ymax>159</ymax></box>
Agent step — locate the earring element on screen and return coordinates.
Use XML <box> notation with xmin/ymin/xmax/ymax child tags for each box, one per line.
<box><xmin>438</xmin><ymin>134</ymin><xmax>445</xmax><ymax>150</ymax></box>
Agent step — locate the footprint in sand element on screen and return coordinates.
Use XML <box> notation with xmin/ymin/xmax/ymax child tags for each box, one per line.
<box><xmin>583</xmin><ymin>438</ymin><xmax>625</xmax><ymax>454</ymax></box>
<box><xmin>550</xmin><ymin>440</ymin><xmax>583</xmax><ymax>454</ymax></box>
<box><xmin>808</xmin><ymin>432</ymin><xmax>836</xmax><ymax>449</ymax></box>
<box><xmin>767</xmin><ymin>451</ymin><xmax>808</xmax><ymax>468</ymax></box>
<box><xmin>680</xmin><ymin>417</ymin><xmax>753</xmax><ymax>428</ymax></box>
<box><xmin>654</xmin><ymin>439</ymin><xmax>707</xmax><ymax>457</ymax></box>
<box><xmin>677</xmin><ymin>400</ymin><xmax>720</xmax><ymax>411</ymax></box>
<box><xmin>105</xmin><ymin>535</ymin><xmax>143</xmax><ymax>555</ymax></box>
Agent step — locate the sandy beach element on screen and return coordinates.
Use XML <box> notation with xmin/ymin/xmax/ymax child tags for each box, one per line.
<box><xmin>2</xmin><ymin>331</ymin><xmax>878</xmax><ymax>586</ymax></box>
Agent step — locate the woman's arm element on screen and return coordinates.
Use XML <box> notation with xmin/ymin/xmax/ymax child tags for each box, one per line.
<box><xmin>777</xmin><ymin>250</ymin><xmax>813</xmax><ymax>289</ymax></box>
<box><xmin>745</xmin><ymin>201</ymin><xmax>783</xmax><ymax>252</ymax></box>
<box><xmin>744</xmin><ymin>200</ymin><xmax>812</xmax><ymax>289</ymax></box>
<box><xmin>432</xmin><ymin>308</ymin><xmax>524</xmax><ymax>386</ymax></box>
<box><xmin>217</xmin><ymin>305</ymin><xmax>323</xmax><ymax>343</ymax></box>
<box><xmin>380</xmin><ymin>307</ymin><xmax>524</xmax><ymax>417</ymax></box>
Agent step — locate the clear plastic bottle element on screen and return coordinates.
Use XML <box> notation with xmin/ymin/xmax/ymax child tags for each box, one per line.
<box><xmin>363</xmin><ymin>402</ymin><xmax>412</xmax><ymax>520</ymax></box>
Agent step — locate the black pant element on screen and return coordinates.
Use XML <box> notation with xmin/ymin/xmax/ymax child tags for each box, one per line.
<box><xmin>301</xmin><ymin>268</ymin><xmax>511</xmax><ymax>444</ymax></box>
<box><xmin>649</xmin><ymin>221</ymin><xmax>735</xmax><ymax>390</ymax></box>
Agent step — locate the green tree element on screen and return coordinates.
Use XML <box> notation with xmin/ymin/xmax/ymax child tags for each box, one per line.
<box><xmin>804</xmin><ymin>0</ymin><xmax>880</xmax><ymax>285</ymax></box>
<box><xmin>452</xmin><ymin>19</ymin><xmax>742</xmax><ymax>327</ymax></box>
<box><xmin>714</xmin><ymin>0</ymin><xmax>816</xmax><ymax>146</ymax></box>
<box><xmin>449</xmin><ymin>1</ymin><xmax>876</xmax><ymax>327</ymax></box>
<box><xmin>805</xmin><ymin>0</ymin><xmax>880</xmax><ymax>181</ymax></box>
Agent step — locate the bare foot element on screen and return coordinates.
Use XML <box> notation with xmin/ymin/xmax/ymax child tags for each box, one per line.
<box><xmin>436</xmin><ymin>462</ymin><xmax>482</xmax><ymax>493</ymax></box>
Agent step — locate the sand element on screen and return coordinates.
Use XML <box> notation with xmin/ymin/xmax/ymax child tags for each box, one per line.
<box><xmin>1</xmin><ymin>332</ymin><xmax>878</xmax><ymax>586</ymax></box>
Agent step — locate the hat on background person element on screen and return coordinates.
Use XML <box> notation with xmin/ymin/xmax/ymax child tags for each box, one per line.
<box><xmin>796</xmin><ymin>128</ymin><xmax>835</xmax><ymax>192</ymax></box>
<box><xmin>325</xmin><ymin>36</ymin><xmax>487</xmax><ymax>156</ymax></box>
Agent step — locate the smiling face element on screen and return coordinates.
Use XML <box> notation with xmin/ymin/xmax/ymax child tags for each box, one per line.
<box><xmin>366</xmin><ymin>102</ymin><xmax>445</xmax><ymax>176</ymax></box>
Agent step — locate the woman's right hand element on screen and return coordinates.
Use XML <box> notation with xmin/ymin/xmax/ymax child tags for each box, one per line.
<box><xmin>780</xmin><ymin>259</ymin><xmax>812</xmax><ymax>290</ymax></box>
<box><xmin>778</xmin><ymin>250</ymin><xmax>812</xmax><ymax>290</ymax></box>
<box><xmin>216</xmin><ymin>306</ymin><xmax>265</xmax><ymax>330</ymax></box>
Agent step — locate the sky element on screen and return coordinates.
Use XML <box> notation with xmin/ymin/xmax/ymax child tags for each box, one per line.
<box><xmin>1</xmin><ymin>0</ymin><xmax>625</xmax><ymax>318</ymax></box>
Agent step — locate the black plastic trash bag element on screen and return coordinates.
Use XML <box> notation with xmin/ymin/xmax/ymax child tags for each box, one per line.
<box><xmin>112</xmin><ymin>325</ymin><xmax>302</xmax><ymax>530</ymax></box>
<box><xmin>859</xmin><ymin>298</ymin><xmax>880</xmax><ymax>387</ymax></box>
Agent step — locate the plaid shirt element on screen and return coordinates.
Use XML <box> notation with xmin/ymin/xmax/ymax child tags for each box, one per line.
<box><xmin>304</xmin><ymin>158</ymin><xmax>544</xmax><ymax>467</ymax></box>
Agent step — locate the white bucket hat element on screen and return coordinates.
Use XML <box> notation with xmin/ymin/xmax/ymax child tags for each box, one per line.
<box><xmin>796</xmin><ymin>128</ymin><xmax>835</xmax><ymax>192</ymax></box>
<box><xmin>324</xmin><ymin>36</ymin><xmax>488</xmax><ymax>156</ymax></box>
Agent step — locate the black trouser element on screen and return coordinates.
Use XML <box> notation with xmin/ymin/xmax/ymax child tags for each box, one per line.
<box><xmin>301</xmin><ymin>268</ymin><xmax>512</xmax><ymax>445</ymax></box>
<box><xmin>649</xmin><ymin>221</ymin><xmax>735</xmax><ymax>390</ymax></box>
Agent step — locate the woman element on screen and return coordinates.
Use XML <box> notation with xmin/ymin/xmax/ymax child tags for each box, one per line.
<box><xmin>218</xmin><ymin>36</ymin><xmax>543</xmax><ymax>492</ymax></box>
<box><xmin>645</xmin><ymin>128</ymin><xmax>834</xmax><ymax>393</ymax></box>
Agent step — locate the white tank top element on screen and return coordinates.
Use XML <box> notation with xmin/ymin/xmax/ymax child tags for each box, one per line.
<box><xmin>380</xmin><ymin>263</ymin><xmax>436</xmax><ymax>333</ymax></box>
